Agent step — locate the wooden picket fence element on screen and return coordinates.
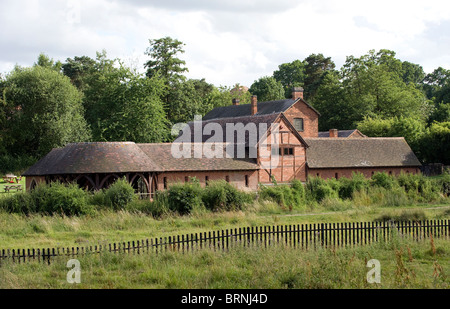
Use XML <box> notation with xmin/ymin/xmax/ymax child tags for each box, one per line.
<box><xmin>1</xmin><ymin>219</ymin><xmax>449</xmax><ymax>265</ymax></box>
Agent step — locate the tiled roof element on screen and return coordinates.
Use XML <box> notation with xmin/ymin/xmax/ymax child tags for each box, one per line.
<box><xmin>23</xmin><ymin>142</ymin><xmax>162</xmax><ymax>176</ymax></box>
<box><xmin>202</xmin><ymin>98</ymin><xmax>320</xmax><ymax>121</ymax></box>
<box><xmin>23</xmin><ymin>142</ymin><xmax>259</xmax><ymax>176</ymax></box>
<box><xmin>305</xmin><ymin>138</ymin><xmax>422</xmax><ymax>169</ymax></box>
<box><xmin>138</xmin><ymin>143</ymin><xmax>259</xmax><ymax>172</ymax></box>
<box><xmin>318</xmin><ymin>129</ymin><xmax>367</xmax><ymax>138</ymax></box>
<box><xmin>181</xmin><ymin>113</ymin><xmax>281</xmax><ymax>147</ymax></box>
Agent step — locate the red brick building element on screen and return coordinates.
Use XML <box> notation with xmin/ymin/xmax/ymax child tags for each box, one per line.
<box><xmin>23</xmin><ymin>88</ymin><xmax>422</xmax><ymax>196</ymax></box>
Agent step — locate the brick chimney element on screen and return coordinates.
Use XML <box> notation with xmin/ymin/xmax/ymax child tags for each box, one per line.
<box><xmin>292</xmin><ymin>87</ymin><xmax>304</xmax><ymax>100</ymax></box>
<box><xmin>329</xmin><ymin>129</ymin><xmax>338</xmax><ymax>138</ymax></box>
<box><xmin>251</xmin><ymin>95</ymin><xmax>258</xmax><ymax>115</ymax></box>
<box><xmin>232</xmin><ymin>99</ymin><xmax>240</xmax><ymax>106</ymax></box>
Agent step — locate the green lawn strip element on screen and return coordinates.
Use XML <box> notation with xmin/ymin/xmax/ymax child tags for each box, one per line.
<box><xmin>0</xmin><ymin>203</ymin><xmax>449</xmax><ymax>250</ymax></box>
<box><xmin>0</xmin><ymin>176</ymin><xmax>26</xmax><ymax>198</ymax></box>
<box><xmin>0</xmin><ymin>237</ymin><xmax>448</xmax><ymax>289</ymax></box>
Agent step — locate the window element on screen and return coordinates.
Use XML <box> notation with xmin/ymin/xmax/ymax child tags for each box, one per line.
<box><xmin>294</xmin><ymin>118</ymin><xmax>304</xmax><ymax>132</ymax></box>
<box><xmin>185</xmin><ymin>176</ymin><xmax>189</xmax><ymax>183</ymax></box>
<box><xmin>283</xmin><ymin>148</ymin><xmax>294</xmax><ymax>156</ymax></box>
<box><xmin>205</xmin><ymin>176</ymin><xmax>209</xmax><ymax>186</ymax></box>
<box><xmin>335</xmin><ymin>173</ymin><xmax>339</xmax><ymax>179</ymax></box>
<box><xmin>225</xmin><ymin>176</ymin><xmax>230</xmax><ymax>183</ymax></box>
<box><xmin>245</xmin><ymin>175</ymin><xmax>249</xmax><ymax>188</ymax></box>
<box><xmin>163</xmin><ymin>177</ymin><xmax>168</xmax><ymax>190</ymax></box>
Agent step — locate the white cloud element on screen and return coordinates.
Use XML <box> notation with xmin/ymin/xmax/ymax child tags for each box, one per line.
<box><xmin>1</xmin><ymin>0</ymin><xmax>450</xmax><ymax>86</ymax></box>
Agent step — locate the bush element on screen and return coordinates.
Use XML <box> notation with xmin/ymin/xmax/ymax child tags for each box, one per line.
<box><xmin>338</xmin><ymin>173</ymin><xmax>369</xmax><ymax>200</ymax></box>
<box><xmin>259</xmin><ymin>183</ymin><xmax>305</xmax><ymax>211</ymax></box>
<box><xmin>103</xmin><ymin>178</ymin><xmax>136</xmax><ymax>210</ymax></box>
<box><xmin>202</xmin><ymin>180</ymin><xmax>253</xmax><ymax>212</ymax></box>
<box><xmin>305</xmin><ymin>177</ymin><xmax>338</xmax><ymax>202</ymax></box>
<box><xmin>371</xmin><ymin>172</ymin><xmax>396</xmax><ymax>190</ymax></box>
<box><xmin>0</xmin><ymin>192</ymin><xmax>36</xmax><ymax>214</ymax></box>
<box><xmin>167</xmin><ymin>182</ymin><xmax>204</xmax><ymax>215</ymax></box>
<box><xmin>435</xmin><ymin>173</ymin><xmax>450</xmax><ymax>197</ymax></box>
<box><xmin>31</xmin><ymin>182</ymin><xmax>94</xmax><ymax>216</ymax></box>
<box><xmin>397</xmin><ymin>172</ymin><xmax>441</xmax><ymax>202</ymax></box>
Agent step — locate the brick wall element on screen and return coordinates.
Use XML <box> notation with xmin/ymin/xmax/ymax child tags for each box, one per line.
<box><xmin>25</xmin><ymin>176</ymin><xmax>46</xmax><ymax>191</ymax></box>
<box><xmin>258</xmin><ymin>117</ymin><xmax>308</xmax><ymax>183</ymax></box>
<box><xmin>157</xmin><ymin>170</ymin><xmax>259</xmax><ymax>192</ymax></box>
<box><xmin>283</xmin><ymin>101</ymin><xmax>319</xmax><ymax>138</ymax></box>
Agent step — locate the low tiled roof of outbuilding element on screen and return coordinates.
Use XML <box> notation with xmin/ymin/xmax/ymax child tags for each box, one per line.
<box><xmin>305</xmin><ymin>138</ymin><xmax>422</xmax><ymax>169</ymax></box>
<box><xmin>23</xmin><ymin>142</ymin><xmax>163</xmax><ymax>176</ymax></box>
<box><xmin>138</xmin><ymin>143</ymin><xmax>259</xmax><ymax>172</ymax></box>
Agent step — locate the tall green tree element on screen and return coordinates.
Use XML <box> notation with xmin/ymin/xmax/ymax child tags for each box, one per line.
<box><xmin>62</xmin><ymin>55</ymin><xmax>96</xmax><ymax>91</ymax></box>
<box><xmin>418</xmin><ymin>121</ymin><xmax>450</xmax><ymax>164</ymax></box>
<box><xmin>35</xmin><ymin>53</ymin><xmax>63</xmax><ymax>72</ymax></box>
<box><xmin>273</xmin><ymin>60</ymin><xmax>305</xmax><ymax>98</ymax></box>
<box><xmin>2</xmin><ymin>65</ymin><xmax>91</xmax><ymax>157</ymax></box>
<box><xmin>249</xmin><ymin>76</ymin><xmax>285</xmax><ymax>102</ymax></box>
<box><xmin>144</xmin><ymin>37</ymin><xmax>188</xmax><ymax>85</ymax></box>
<box><xmin>83</xmin><ymin>52</ymin><xmax>170</xmax><ymax>142</ymax></box>
<box><xmin>341</xmin><ymin>49</ymin><xmax>429</xmax><ymax>120</ymax></box>
<box><xmin>166</xmin><ymin>79</ymin><xmax>215</xmax><ymax>124</ymax></box>
<box><xmin>303</xmin><ymin>53</ymin><xmax>336</xmax><ymax>102</ymax></box>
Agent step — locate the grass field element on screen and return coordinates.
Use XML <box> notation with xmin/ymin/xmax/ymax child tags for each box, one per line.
<box><xmin>0</xmin><ymin>202</ymin><xmax>449</xmax><ymax>250</ymax></box>
<box><xmin>0</xmin><ymin>235</ymin><xmax>448</xmax><ymax>289</ymax></box>
<box><xmin>0</xmin><ymin>175</ymin><xmax>448</xmax><ymax>289</ymax></box>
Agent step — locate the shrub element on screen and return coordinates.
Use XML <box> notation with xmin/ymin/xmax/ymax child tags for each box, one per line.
<box><xmin>291</xmin><ymin>180</ymin><xmax>306</xmax><ymax>201</ymax></box>
<box><xmin>202</xmin><ymin>180</ymin><xmax>253</xmax><ymax>212</ymax></box>
<box><xmin>305</xmin><ymin>177</ymin><xmax>338</xmax><ymax>202</ymax></box>
<box><xmin>103</xmin><ymin>178</ymin><xmax>136</xmax><ymax>210</ymax></box>
<box><xmin>167</xmin><ymin>182</ymin><xmax>204</xmax><ymax>215</ymax></box>
<box><xmin>371</xmin><ymin>172</ymin><xmax>396</xmax><ymax>190</ymax></box>
<box><xmin>435</xmin><ymin>173</ymin><xmax>450</xmax><ymax>197</ymax></box>
<box><xmin>259</xmin><ymin>183</ymin><xmax>305</xmax><ymax>211</ymax></box>
<box><xmin>338</xmin><ymin>173</ymin><xmax>369</xmax><ymax>200</ymax></box>
<box><xmin>0</xmin><ymin>192</ymin><xmax>36</xmax><ymax>214</ymax></box>
<box><xmin>31</xmin><ymin>182</ymin><xmax>94</xmax><ymax>216</ymax></box>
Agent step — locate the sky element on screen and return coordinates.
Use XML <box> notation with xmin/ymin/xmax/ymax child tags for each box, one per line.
<box><xmin>1</xmin><ymin>0</ymin><xmax>450</xmax><ymax>87</ymax></box>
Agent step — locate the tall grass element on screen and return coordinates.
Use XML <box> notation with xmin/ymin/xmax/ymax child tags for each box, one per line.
<box><xmin>0</xmin><ymin>236</ymin><xmax>448</xmax><ymax>289</ymax></box>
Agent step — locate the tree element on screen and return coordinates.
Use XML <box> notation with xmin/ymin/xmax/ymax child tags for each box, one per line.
<box><xmin>166</xmin><ymin>79</ymin><xmax>215</xmax><ymax>124</ymax></box>
<box><xmin>303</xmin><ymin>53</ymin><xmax>336</xmax><ymax>102</ymax></box>
<box><xmin>249</xmin><ymin>76</ymin><xmax>285</xmax><ymax>102</ymax></box>
<box><xmin>273</xmin><ymin>60</ymin><xmax>305</xmax><ymax>98</ymax></box>
<box><xmin>401</xmin><ymin>61</ymin><xmax>425</xmax><ymax>87</ymax></box>
<box><xmin>62</xmin><ymin>55</ymin><xmax>96</xmax><ymax>91</ymax></box>
<box><xmin>312</xmin><ymin>71</ymin><xmax>359</xmax><ymax>130</ymax></box>
<box><xmin>356</xmin><ymin>116</ymin><xmax>426</xmax><ymax>156</ymax></box>
<box><xmin>35</xmin><ymin>53</ymin><xmax>63</xmax><ymax>72</ymax></box>
<box><xmin>144</xmin><ymin>37</ymin><xmax>188</xmax><ymax>85</ymax></box>
<box><xmin>341</xmin><ymin>50</ymin><xmax>429</xmax><ymax>120</ymax></box>
<box><xmin>2</xmin><ymin>65</ymin><xmax>91</xmax><ymax>157</ymax></box>
<box><xmin>418</xmin><ymin>121</ymin><xmax>450</xmax><ymax>164</ymax></box>
<box><xmin>82</xmin><ymin>52</ymin><xmax>170</xmax><ymax>143</ymax></box>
